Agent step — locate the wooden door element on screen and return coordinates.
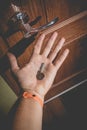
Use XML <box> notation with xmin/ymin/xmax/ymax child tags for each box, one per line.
<box><xmin>0</xmin><ymin>0</ymin><xmax>87</xmax><ymax>129</ymax></box>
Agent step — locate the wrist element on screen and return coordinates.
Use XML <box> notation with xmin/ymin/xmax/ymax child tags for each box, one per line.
<box><xmin>34</xmin><ymin>87</ymin><xmax>46</xmax><ymax>100</ymax></box>
<box><xmin>23</xmin><ymin>89</ymin><xmax>44</xmax><ymax>102</ymax></box>
<box><xmin>22</xmin><ymin>91</ymin><xmax>44</xmax><ymax>107</ymax></box>
<box><xmin>23</xmin><ymin>85</ymin><xmax>45</xmax><ymax>101</ymax></box>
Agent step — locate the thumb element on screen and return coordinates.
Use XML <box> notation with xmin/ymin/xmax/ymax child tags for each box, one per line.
<box><xmin>7</xmin><ymin>52</ymin><xmax>20</xmax><ymax>72</ymax></box>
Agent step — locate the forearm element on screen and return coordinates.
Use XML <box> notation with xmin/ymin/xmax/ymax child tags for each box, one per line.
<box><xmin>8</xmin><ymin>32</ymin><xmax>69</xmax><ymax>130</ymax></box>
<box><xmin>12</xmin><ymin>97</ymin><xmax>43</xmax><ymax>130</ymax></box>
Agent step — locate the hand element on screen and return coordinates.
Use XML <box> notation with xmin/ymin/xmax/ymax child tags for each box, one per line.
<box><xmin>7</xmin><ymin>32</ymin><xmax>69</xmax><ymax>99</ymax></box>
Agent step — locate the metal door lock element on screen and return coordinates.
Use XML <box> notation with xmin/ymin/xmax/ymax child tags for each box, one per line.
<box><xmin>7</xmin><ymin>4</ymin><xmax>59</xmax><ymax>38</ymax></box>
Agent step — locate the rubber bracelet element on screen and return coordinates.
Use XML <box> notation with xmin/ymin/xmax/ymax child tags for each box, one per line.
<box><xmin>23</xmin><ymin>91</ymin><xmax>43</xmax><ymax>107</ymax></box>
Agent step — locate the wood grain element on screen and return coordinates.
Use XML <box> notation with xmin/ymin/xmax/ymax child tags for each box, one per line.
<box><xmin>7</xmin><ymin>31</ymin><xmax>24</xmax><ymax>47</ymax></box>
<box><xmin>44</xmin><ymin>0</ymin><xmax>87</xmax><ymax>22</ymax></box>
<box><xmin>1</xmin><ymin>11</ymin><xmax>87</xmax><ymax>96</ymax></box>
<box><xmin>20</xmin><ymin>0</ymin><xmax>47</xmax><ymax>27</ymax></box>
<box><xmin>53</xmin><ymin>37</ymin><xmax>87</xmax><ymax>84</ymax></box>
<box><xmin>18</xmin><ymin>12</ymin><xmax>87</xmax><ymax>68</ymax></box>
<box><xmin>45</xmin><ymin>68</ymin><xmax>87</xmax><ymax>101</ymax></box>
<box><xmin>0</xmin><ymin>37</ymin><xmax>8</xmax><ymax>57</ymax></box>
<box><xmin>42</xmin><ymin>10</ymin><xmax>87</xmax><ymax>35</ymax></box>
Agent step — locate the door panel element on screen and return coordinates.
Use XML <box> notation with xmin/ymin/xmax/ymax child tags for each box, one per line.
<box><xmin>0</xmin><ymin>7</ymin><xmax>87</xmax><ymax>97</ymax></box>
<box><xmin>44</xmin><ymin>0</ymin><xmax>87</xmax><ymax>22</ymax></box>
<box><xmin>20</xmin><ymin>0</ymin><xmax>47</xmax><ymax>26</ymax></box>
<box><xmin>0</xmin><ymin>37</ymin><xmax>8</xmax><ymax>57</ymax></box>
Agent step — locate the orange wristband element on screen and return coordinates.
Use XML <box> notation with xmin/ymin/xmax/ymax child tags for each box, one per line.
<box><xmin>23</xmin><ymin>92</ymin><xmax>43</xmax><ymax>107</ymax></box>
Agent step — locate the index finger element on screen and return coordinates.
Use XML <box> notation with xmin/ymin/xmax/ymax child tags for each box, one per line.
<box><xmin>34</xmin><ymin>34</ymin><xmax>45</xmax><ymax>54</ymax></box>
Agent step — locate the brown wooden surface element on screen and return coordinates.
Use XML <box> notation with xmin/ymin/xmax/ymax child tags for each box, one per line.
<box><xmin>1</xmin><ymin>12</ymin><xmax>87</xmax><ymax>96</ymax></box>
<box><xmin>7</xmin><ymin>31</ymin><xmax>24</xmax><ymax>47</ymax></box>
<box><xmin>0</xmin><ymin>37</ymin><xmax>8</xmax><ymax>57</ymax></box>
<box><xmin>20</xmin><ymin>0</ymin><xmax>47</xmax><ymax>27</ymax></box>
<box><xmin>44</xmin><ymin>0</ymin><xmax>87</xmax><ymax>22</ymax></box>
<box><xmin>45</xmin><ymin>68</ymin><xmax>87</xmax><ymax>101</ymax></box>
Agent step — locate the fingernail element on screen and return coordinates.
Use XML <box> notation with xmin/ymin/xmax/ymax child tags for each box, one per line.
<box><xmin>65</xmin><ymin>49</ymin><xmax>70</xmax><ymax>54</ymax></box>
<box><xmin>53</xmin><ymin>32</ymin><xmax>58</xmax><ymax>36</ymax></box>
<box><xmin>61</xmin><ymin>37</ymin><xmax>65</xmax><ymax>42</ymax></box>
<box><xmin>41</xmin><ymin>33</ymin><xmax>45</xmax><ymax>38</ymax></box>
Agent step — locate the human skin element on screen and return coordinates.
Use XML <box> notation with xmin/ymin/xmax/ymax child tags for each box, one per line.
<box><xmin>7</xmin><ymin>32</ymin><xmax>69</xmax><ymax>130</ymax></box>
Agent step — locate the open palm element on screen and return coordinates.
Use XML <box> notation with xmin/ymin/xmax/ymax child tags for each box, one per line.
<box><xmin>8</xmin><ymin>32</ymin><xmax>69</xmax><ymax>98</ymax></box>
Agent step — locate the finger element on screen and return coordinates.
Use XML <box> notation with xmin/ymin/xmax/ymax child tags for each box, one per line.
<box><xmin>55</xmin><ymin>49</ymin><xmax>69</xmax><ymax>70</ymax></box>
<box><xmin>49</xmin><ymin>37</ymin><xmax>65</xmax><ymax>62</ymax></box>
<box><xmin>7</xmin><ymin>52</ymin><xmax>20</xmax><ymax>72</ymax></box>
<box><xmin>42</xmin><ymin>32</ymin><xmax>58</xmax><ymax>57</ymax></box>
<box><xmin>34</xmin><ymin>33</ymin><xmax>45</xmax><ymax>54</ymax></box>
